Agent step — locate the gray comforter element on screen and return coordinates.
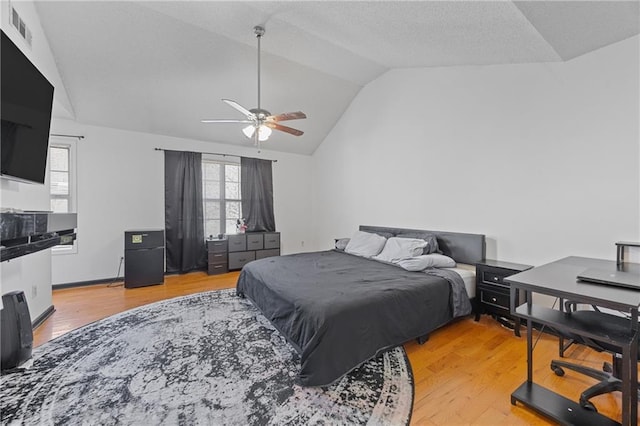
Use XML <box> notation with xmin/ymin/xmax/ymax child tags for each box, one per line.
<box><xmin>236</xmin><ymin>250</ymin><xmax>471</xmax><ymax>386</ymax></box>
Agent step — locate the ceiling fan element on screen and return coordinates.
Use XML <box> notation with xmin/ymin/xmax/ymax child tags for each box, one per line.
<box><xmin>201</xmin><ymin>25</ymin><xmax>306</xmax><ymax>145</ymax></box>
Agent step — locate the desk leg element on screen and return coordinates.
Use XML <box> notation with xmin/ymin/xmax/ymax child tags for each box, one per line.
<box><xmin>622</xmin><ymin>310</ymin><xmax>639</xmax><ymax>426</ymax></box>
<box><xmin>632</xmin><ymin>321</ymin><xmax>638</xmax><ymax>425</ymax></box>
<box><xmin>526</xmin><ymin>291</ymin><xmax>533</xmax><ymax>383</ymax></box>
<box><xmin>621</xmin><ymin>343</ymin><xmax>634</xmax><ymax>426</ymax></box>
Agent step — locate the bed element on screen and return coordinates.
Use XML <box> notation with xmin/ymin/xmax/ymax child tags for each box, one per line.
<box><xmin>236</xmin><ymin>225</ymin><xmax>486</xmax><ymax>386</ymax></box>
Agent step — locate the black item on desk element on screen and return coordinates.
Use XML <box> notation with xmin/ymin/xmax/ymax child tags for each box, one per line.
<box><xmin>550</xmin><ymin>304</ymin><xmax>640</xmax><ymax>412</ymax></box>
<box><xmin>1</xmin><ymin>291</ymin><xmax>33</xmax><ymax>371</ymax></box>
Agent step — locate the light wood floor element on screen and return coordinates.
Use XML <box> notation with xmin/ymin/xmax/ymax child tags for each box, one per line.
<box><xmin>34</xmin><ymin>271</ymin><xmax>631</xmax><ymax>425</ymax></box>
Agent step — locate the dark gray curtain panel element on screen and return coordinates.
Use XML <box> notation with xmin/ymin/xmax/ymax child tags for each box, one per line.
<box><xmin>241</xmin><ymin>157</ymin><xmax>275</xmax><ymax>232</ymax></box>
<box><xmin>164</xmin><ymin>150</ymin><xmax>206</xmax><ymax>273</ymax></box>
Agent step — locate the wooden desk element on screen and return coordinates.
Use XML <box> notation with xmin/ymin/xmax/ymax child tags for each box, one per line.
<box><xmin>506</xmin><ymin>256</ymin><xmax>640</xmax><ymax>426</ymax></box>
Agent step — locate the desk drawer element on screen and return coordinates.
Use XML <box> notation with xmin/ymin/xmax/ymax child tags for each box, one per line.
<box><xmin>479</xmin><ymin>287</ymin><xmax>510</xmax><ymax>311</ymax></box>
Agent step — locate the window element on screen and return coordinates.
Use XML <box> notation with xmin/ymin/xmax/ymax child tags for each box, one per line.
<box><xmin>202</xmin><ymin>158</ymin><xmax>242</xmax><ymax>238</ymax></box>
<box><xmin>49</xmin><ymin>145</ymin><xmax>70</xmax><ymax>213</ymax></box>
<box><xmin>49</xmin><ymin>139</ymin><xmax>77</xmax><ymax>254</ymax></box>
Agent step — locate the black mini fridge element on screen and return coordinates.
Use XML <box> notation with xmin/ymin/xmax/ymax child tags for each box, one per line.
<box><xmin>124</xmin><ymin>229</ymin><xmax>164</xmax><ymax>289</ymax></box>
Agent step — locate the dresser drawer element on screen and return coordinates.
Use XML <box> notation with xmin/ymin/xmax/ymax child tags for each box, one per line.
<box><xmin>479</xmin><ymin>287</ymin><xmax>510</xmax><ymax>311</ymax></box>
<box><xmin>227</xmin><ymin>234</ymin><xmax>247</xmax><ymax>252</ymax></box>
<box><xmin>256</xmin><ymin>248</ymin><xmax>280</xmax><ymax>260</ymax></box>
<box><xmin>246</xmin><ymin>234</ymin><xmax>264</xmax><ymax>250</ymax></box>
<box><xmin>229</xmin><ymin>251</ymin><xmax>256</xmax><ymax>270</ymax></box>
<box><xmin>264</xmin><ymin>233</ymin><xmax>280</xmax><ymax>249</ymax></box>
<box><xmin>207</xmin><ymin>240</ymin><xmax>228</xmax><ymax>253</ymax></box>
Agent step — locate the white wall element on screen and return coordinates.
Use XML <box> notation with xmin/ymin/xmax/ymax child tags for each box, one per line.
<box><xmin>311</xmin><ymin>36</ymin><xmax>640</xmax><ymax>267</ymax></box>
<box><xmin>50</xmin><ymin>119</ymin><xmax>313</xmax><ymax>285</ymax></box>
<box><xmin>0</xmin><ymin>1</ymin><xmax>73</xmax><ymax>320</ymax></box>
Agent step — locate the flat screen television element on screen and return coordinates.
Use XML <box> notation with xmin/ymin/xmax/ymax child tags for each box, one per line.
<box><xmin>1</xmin><ymin>30</ymin><xmax>54</xmax><ymax>185</ymax></box>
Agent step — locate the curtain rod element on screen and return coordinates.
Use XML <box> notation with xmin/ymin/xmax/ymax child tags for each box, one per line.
<box><xmin>154</xmin><ymin>148</ymin><xmax>277</xmax><ymax>163</ymax></box>
<box><xmin>51</xmin><ymin>133</ymin><xmax>84</xmax><ymax>139</ymax></box>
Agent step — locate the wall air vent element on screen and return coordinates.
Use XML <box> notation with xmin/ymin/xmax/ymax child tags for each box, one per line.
<box><xmin>10</xmin><ymin>2</ymin><xmax>32</xmax><ymax>47</ymax></box>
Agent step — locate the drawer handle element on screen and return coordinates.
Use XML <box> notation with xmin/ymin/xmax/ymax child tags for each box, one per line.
<box><xmin>493</xmin><ymin>276</ymin><xmax>499</xmax><ymax>282</ymax></box>
<box><xmin>214</xmin><ymin>254</ymin><xmax>223</xmax><ymax>257</ymax></box>
<box><xmin>491</xmin><ymin>297</ymin><xmax>497</xmax><ymax>302</ymax></box>
<box><xmin>214</xmin><ymin>243</ymin><xmax>223</xmax><ymax>246</ymax></box>
<box><xmin>213</xmin><ymin>265</ymin><xmax>223</xmax><ymax>269</ymax></box>
<box><xmin>239</xmin><ymin>258</ymin><xmax>246</xmax><ymax>262</ymax></box>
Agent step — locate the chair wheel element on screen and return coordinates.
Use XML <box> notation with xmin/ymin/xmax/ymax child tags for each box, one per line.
<box><xmin>552</xmin><ymin>366</ymin><xmax>565</xmax><ymax>376</ymax></box>
<box><xmin>580</xmin><ymin>400</ymin><xmax>598</xmax><ymax>412</ymax></box>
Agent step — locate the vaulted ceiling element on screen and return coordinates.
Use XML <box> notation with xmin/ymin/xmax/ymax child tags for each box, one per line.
<box><xmin>36</xmin><ymin>1</ymin><xmax>639</xmax><ymax>155</ymax></box>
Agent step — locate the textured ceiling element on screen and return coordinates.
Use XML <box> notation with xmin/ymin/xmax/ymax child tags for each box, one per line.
<box><xmin>35</xmin><ymin>1</ymin><xmax>639</xmax><ymax>155</ymax></box>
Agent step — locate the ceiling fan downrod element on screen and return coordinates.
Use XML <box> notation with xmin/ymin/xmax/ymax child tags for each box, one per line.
<box><xmin>254</xmin><ymin>25</ymin><xmax>265</xmax><ymax>116</ymax></box>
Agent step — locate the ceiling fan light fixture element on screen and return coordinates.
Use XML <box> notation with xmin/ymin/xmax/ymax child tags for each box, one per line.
<box><xmin>242</xmin><ymin>124</ymin><xmax>272</xmax><ymax>142</ymax></box>
<box><xmin>258</xmin><ymin>125</ymin><xmax>272</xmax><ymax>141</ymax></box>
<box><xmin>242</xmin><ymin>125</ymin><xmax>255</xmax><ymax>139</ymax></box>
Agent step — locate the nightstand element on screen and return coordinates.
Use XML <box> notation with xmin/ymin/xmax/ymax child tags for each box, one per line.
<box><xmin>207</xmin><ymin>239</ymin><xmax>228</xmax><ymax>275</ymax></box>
<box><xmin>475</xmin><ymin>259</ymin><xmax>533</xmax><ymax>336</ymax></box>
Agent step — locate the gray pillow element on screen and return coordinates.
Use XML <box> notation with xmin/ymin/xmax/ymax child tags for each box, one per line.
<box><xmin>344</xmin><ymin>231</ymin><xmax>387</xmax><ymax>258</ymax></box>
<box><xmin>396</xmin><ymin>232</ymin><xmax>441</xmax><ymax>254</ymax></box>
<box><xmin>334</xmin><ymin>238</ymin><xmax>350</xmax><ymax>251</ymax></box>
<box><xmin>373</xmin><ymin>237</ymin><xmax>428</xmax><ymax>263</ymax></box>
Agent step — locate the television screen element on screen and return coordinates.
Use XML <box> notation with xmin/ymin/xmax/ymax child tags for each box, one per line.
<box><xmin>1</xmin><ymin>30</ymin><xmax>54</xmax><ymax>185</ymax></box>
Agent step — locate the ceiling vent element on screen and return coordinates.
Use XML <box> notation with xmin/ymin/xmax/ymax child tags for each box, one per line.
<box><xmin>9</xmin><ymin>2</ymin><xmax>32</xmax><ymax>47</ymax></box>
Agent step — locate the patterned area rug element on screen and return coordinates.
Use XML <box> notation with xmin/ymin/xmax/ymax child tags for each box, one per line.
<box><xmin>1</xmin><ymin>289</ymin><xmax>413</xmax><ymax>425</ymax></box>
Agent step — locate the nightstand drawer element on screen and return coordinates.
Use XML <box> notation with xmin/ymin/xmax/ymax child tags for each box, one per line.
<box><xmin>481</xmin><ymin>270</ymin><xmax>510</xmax><ymax>287</ymax></box>
<box><xmin>208</xmin><ymin>263</ymin><xmax>229</xmax><ymax>275</ymax></box>
<box><xmin>207</xmin><ymin>240</ymin><xmax>228</xmax><ymax>253</ymax></box>
<box><xmin>208</xmin><ymin>252</ymin><xmax>228</xmax><ymax>264</ymax></box>
<box><xmin>479</xmin><ymin>287</ymin><xmax>510</xmax><ymax>310</ymax></box>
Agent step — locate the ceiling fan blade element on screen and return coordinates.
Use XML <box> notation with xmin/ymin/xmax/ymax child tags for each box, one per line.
<box><xmin>222</xmin><ymin>99</ymin><xmax>254</xmax><ymax>119</ymax></box>
<box><xmin>264</xmin><ymin>122</ymin><xmax>304</xmax><ymax>136</ymax></box>
<box><xmin>267</xmin><ymin>111</ymin><xmax>307</xmax><ymax>122</ymax></box>
<box><xmin>201</xmin><ymin>119</ymin><xmax>253</xmax><ymax>123</ymax></box>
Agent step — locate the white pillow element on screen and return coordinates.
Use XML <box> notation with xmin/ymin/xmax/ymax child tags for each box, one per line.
<box><xmin>373</xmin><ymin>237</ymin><xmax>428</xmax><ymax>263</ymax></box>
<box><xmin>344</xmin><ymin>231</ymin><xmax>387</xmax><ymax>258</ymax></box>
<box><xmin>395</xmin><ymin>254</ymin><xmax>457</xmax><ymax>271</ymax></box>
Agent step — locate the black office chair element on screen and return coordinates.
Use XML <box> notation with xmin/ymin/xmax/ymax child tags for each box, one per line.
<box><xmin>550</xmin><ymin>303</ymin><xmax>640</xmax><ymax>412</ymax></box>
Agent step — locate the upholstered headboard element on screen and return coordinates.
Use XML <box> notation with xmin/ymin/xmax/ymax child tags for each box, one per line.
<box><xmin>359</xmin><ymin>225</ymin><xmax>486</xmax><ymax>265</ymax></box>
